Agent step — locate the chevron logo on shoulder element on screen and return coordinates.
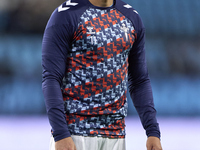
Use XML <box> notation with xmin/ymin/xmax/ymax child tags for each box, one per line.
<box><xmin>133</xmin><ymin>10</ymin><xmax>139</xmax><ymax>14</ymax></box>
<box><xmin>58</xmin><ymin>0</ymin><xmax>78</xmax><ymax>12</ymax></box>
<box><xmin>123</xmin><ymin>4</ymin><xmax>132</xmax><ymax>9</ymax></box>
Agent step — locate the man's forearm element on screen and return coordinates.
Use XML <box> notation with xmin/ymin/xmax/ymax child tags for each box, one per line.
<box><xmin>129</xmin><ymin>76</ymin><xmax>160</xmax><ymax>138</ymax></box>
<box><xmin>42</xmin><ymin>78</ymin><xmax>71</xmax><ymax>141</ymax></box>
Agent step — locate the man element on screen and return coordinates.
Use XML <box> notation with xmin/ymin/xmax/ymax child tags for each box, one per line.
<box><xmin>42</xmin><ymin>0</ymin><xmax>162</xmax><ymax>150</ymax></box>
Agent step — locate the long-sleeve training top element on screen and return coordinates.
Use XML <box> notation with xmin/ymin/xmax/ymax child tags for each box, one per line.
<box><xmin>42</xmin><ymin>0</ymin><xmax>160</xmax><ymax>142</ymax></box>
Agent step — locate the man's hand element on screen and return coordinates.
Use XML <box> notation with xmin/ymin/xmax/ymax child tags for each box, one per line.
<box><xmin>55</xmin><ymin>137</ymin><xmax>76</xmax><ymax>150</ymax></box>
<box><xmin>146</xmin><ymin>136</ymin><xmax>162</xmax><ymax>150</ymax></box>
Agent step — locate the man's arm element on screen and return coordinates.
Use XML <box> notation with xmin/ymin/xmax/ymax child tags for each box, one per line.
<box><xmin>42</xmin><ymin>24</ymin><xmax>77</xmax><ymax>150</ymax></box>
<box><xmin>42</xmin><ymin>23</ymin><xmax>77</xmax><ymax>150</ymax></box>
<box><xmin>128</xmin><ymin>27</ymin><xmax>160</xmax><ymax>138</ymax></box>
<box><xmin>42</xmin><ymin>25</ymin><xmax>71</xmax><ymax>142</ymax></box>
<box><xmin>128</xmin><ymin>21</ymin><xmax>162</xmax><ymax>149</ymax></box>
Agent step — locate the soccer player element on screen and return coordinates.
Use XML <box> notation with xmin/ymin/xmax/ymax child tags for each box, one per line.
<box><xmin>42</xmin><ymin>0</ymin><xmax>163</xmax><ymax>150</ymax></box>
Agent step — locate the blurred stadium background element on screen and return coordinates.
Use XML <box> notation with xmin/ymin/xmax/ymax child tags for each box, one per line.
<box><xmin>0</xmin><ymin>0</ymin><xmax>200</xmax><ymax>150</ymax></box>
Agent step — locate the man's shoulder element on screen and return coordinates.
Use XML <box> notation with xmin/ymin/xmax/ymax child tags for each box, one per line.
<box><xmin>116</xmin><ymin>0</ymin><xmax>139</xmax><ymax>15</ymax></box>
<box><xmin>46</xmin><ymin>0</ymin><xmax>89</xmax><ymax>28</ymax></box>
<box><xmin>115</xmin><ymin>0</ymin><xmax>144</xmax><ymax>30</ymax></box>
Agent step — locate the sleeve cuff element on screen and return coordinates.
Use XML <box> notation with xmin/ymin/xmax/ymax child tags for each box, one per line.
<box><xmin>52</xmin><ymin>129</ymin><xmax>71</xmax><ymax>142</ymax></box>
<box><xmin>145</xmin><ymin>122</ymin><xmax>161</xmax><ymax>139</ymax></box>
<box><xmin>147</xmin><ymin>132</ymin><xmax>161</xmax><ymax>139</ymax></box>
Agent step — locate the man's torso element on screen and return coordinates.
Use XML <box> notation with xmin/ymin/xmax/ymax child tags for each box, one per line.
<box><xmin>48</xmin><ymin>0</ymin><xmax>139</xmax><ymax>138</ymax></box>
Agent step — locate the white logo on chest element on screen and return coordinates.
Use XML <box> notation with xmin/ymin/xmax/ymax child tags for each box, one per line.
<box><xmin>86</xmin><ymin>26</ymin><xmax>97</xmax><ymax>45</ymax></box>
<box><xmin>121</xmin><ymin>23</ymin><xmax>129</xmax><ymax>41</ymax></box>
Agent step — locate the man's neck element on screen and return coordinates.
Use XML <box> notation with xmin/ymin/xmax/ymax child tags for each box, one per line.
<box><xmin>89</xmin><ymin>0</ymin><xmax>113</xmax><ymax>7</ymax></box>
